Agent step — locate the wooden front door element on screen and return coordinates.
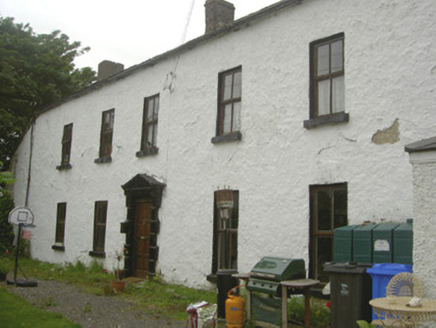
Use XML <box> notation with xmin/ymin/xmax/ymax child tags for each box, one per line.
<box><xmin>134</xmin><ymin>199</ymin><xmax>152</xmax><ymax>278</ymax></box>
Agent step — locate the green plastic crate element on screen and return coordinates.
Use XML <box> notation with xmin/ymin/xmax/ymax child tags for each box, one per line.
<box><xmin>373</xmin><ymin>223</ymin><xmax>400</xmax><ymax>263</ymax></box>
<box><xmin>353</xmin><ymin>223</ymin><xmax>378</xmax><ymax>263</ymax></box>
<box><xmin>334</xmin><ymin>225</ymin><xmax>358</xmax><ymax>262</ymax></box>
<box><xmin>393</xmin><ymin>219</ymin><xmax>413</xmax><ymax>265</ymax></box>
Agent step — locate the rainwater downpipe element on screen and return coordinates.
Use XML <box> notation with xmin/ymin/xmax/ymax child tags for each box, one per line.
<box><xmin>25</xmin><ymin>120</ymin><xmax>35</xmax><ymax>207</ymax></box>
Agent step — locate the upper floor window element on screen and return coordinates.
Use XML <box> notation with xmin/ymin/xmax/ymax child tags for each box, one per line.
<box><xmin>95</xmin><ymin>109</ymin><xmax>114</xmax><ymax>163</ymax></box>
<box><xmin>305</xmin><ymin>33</ymin><xmax>348</xmax><ymax>129</ymax></box>
<box><xmin>212</xmin><ymin>67</ymin><xmax>242</xmax><ymax>144</ymax></box>
<box><xmin>137</xmin><ymin>94</ymin><xmax>159</xmax><ymax>157</ymax></box>
<box><xmin>90</xmin><ymin>200</ymin><xmax>108</xmax><ymax>258</ymax></box>
<box><xmin>56</xmin><ymin>123</ymin><xmax>73</xmax><ymax>170</ymax></box>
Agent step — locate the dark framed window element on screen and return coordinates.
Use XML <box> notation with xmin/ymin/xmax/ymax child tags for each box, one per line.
<box><xmin>209</xmin><ymin>190</ymin><xmax>239</xmax><ymax>279</ymax></box>
<box><xmin>137</xmin><ymin>94</ymin><xmax>159</xmax><ymax>157</ymax></box>
<box><xmin>309</xmin><ymin>183</ymin><xmax>347</xmax><ymax>282</ymax></box>
<box><xmin>305</xmin><ymin>33</ymin><xmax>348</xmax><ymax>129</ymax></box>
<box><xmin>56</xmin><ymin>124</ymin><xmax>73</xmax><ymax>170</ymax></box>
<box><xmin>52</xmin><ymin>202</ymin><xmax>66</xmax><ymax>251</ymax></box>
<box><xmin>90</xmin><ymin>201</ymin><xmax>108</xmax><ymax>257</ymax></box>
<box><xmin>95</xmin><ymin>109</ymin><xmax>114</xmax><ymax>163</ymax></box>
<box><xmin>212</xmin><ymin>67</ymin><xmax>242</xmax><ymax>143</ymax></box>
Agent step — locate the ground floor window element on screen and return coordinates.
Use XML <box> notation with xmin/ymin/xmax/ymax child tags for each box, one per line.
<box><xmin>90</xmin><ymin>201</ymin><xmax>108</xmax><ymax>257</ymax></box>
<box><xmin>309</xmin><ymin>183</ymin><xmax>347</xmax><ymax>282</ymax></box>
<box><xmin>210</xmin><ymin>189</ymin><xmax>239</xmax><ymax>276</ymax></box>
<box><xmin>52</xmin><ymin>202</ymin><xmax>66</xmax><ymax>251</ymax></box>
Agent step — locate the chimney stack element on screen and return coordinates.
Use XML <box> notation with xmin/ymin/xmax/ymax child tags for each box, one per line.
<box><xmin>97</xmin><ymin>60</ymin><xmax>124</xmax><ymax>81</ymax></box>
<box><xmin>205</xmin><ymin>0</ymin><xmax>235</xmax><ymax>34</ymax></box>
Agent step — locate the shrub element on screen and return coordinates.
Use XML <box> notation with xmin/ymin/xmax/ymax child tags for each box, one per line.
<box><xmin>0</xmin><ymin>190</ymin><xmax>15</xmax><ymax>253</ymax></box>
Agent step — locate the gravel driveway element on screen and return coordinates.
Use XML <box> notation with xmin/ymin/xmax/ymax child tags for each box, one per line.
<box><xmin>6</xmin><ymin>279</ymin><xmax>186</xmax><ymax>328</ymax></box>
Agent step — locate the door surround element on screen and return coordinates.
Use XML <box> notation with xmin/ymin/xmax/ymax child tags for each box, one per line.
<box><xmin>121</xmin><ymin>173</ymin><xmax>165</xmax><ymax>278</ymax></box>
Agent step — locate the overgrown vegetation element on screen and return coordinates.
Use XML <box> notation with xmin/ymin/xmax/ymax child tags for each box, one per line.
<box><xmin>0</xmin><ymin>256</ymin><xmax>331</xmax><ymax>326</ymax></box>
<box><xmin>287</xmin><ymin>296</ymin><xmax>331</xmax><ymax>327</ymax></box>
<box><xmin>0</xmin><ymin>287</ymin><xmax>80</xmax><ymax>328</ymax></box>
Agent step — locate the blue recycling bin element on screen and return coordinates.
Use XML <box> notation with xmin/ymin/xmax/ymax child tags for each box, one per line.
<box><xmin>367</xmin><ymin>263</ymin><xmax>412</xmax><ymax>320</ymax></box>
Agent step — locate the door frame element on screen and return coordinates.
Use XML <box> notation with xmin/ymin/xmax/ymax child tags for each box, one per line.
<box><xmin>121</xmin><ymin>174</ymin><xmax>165</xmax><ymax>278</ymax></box>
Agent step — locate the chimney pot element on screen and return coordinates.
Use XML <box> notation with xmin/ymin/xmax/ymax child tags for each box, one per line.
<box><xmin>205</xmin><ymin>0</ymin><xmax>235</xmax><ymax>34</ymax></box>
<box><xmin>97</xmin><ymin>60</ymin><xmax>124</xmax><ymax>81</ymax></box>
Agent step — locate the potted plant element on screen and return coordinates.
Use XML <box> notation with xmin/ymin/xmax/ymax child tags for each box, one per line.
<box><xmin>110</xmin><ymin>247</ymin><xmax>126</xmax><ymax>292</ymax></box>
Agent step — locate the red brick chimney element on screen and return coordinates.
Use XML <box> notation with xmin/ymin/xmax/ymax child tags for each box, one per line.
<box><xmin>205</xmin><ymin>0</ymin><xmax>235</xmax><ymax>34</ymax></box>
<box><xmin>97</xmin><ymin>60</ymin><xmax>124</xmax><ymax>81</ymax></box>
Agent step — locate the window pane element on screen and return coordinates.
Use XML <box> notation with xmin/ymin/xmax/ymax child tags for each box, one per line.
<box><xmin>332</xmin><ymin>76</ymin><xmax>345</xmax><ymax>113</ymax></box>
<box><xmin>147</xmin><ymin>99</ymin><xmax>154</xmax><ymax>119</ymax></box>
<box><xmin>316</xmin><ymin>237</ymin><xmax>332</xmax><ymax>281</ymax></box>
<box><xmin>317</xmin><ymin>80</ymin><xmax>330</xmax><ymax>116</ymax></box>
<box><xmin>229</xmin><ymin>232</ymin><xmax>238</xmax><ymax>270</ymax></box>
<box><xmin>153</xmin><ymin>123</ymin><xmax>158</xmax><ymax>147</ymax></box>
<box><xmin>233</xmin><ymin>72</ymin><xmax>242</xmax><ymax>98</ymax></box>
<box><xmin>147</xmin><ymin>125</ymin><xmax>154</xmax><ymax>147</ymax></box>
<box><xmin>218</xmin><ymin>231</ymin><xmax>227</xmax><ymax>270</ymax></box>
<box><xmin>154</xmin><ymin>97</ymin><xmax>159</xmax><ymax>115</ymax></box>
<box><xmin>232</xmin><ymin>102</ymin><xmax>241</xmax><ymax>132</ymax></box>
<box><xmin>223</xmin><ymin>104</ymin><xmax>232</xmax><ymax>134</ymax></box>
<box><xmin>223</xmin><ymin>74</ymin><xmax>233</xmax><ymax>100</ymax></box>
<box><xmin>317</xmin><ymin>44</ymin><xmax>330</xmax><ymax>76</ymax></box>
<box><xmin>317</xmin><ymin>190</ymin><xmax>331</xmax><ymax>231</ymax></box>
<box><xmin>62</xmin><ymin>124</ymin><xmax>72</xmax><ymax>142</ymax></box>
<box><xmin>334</xmin><ymin>189</ymin><xmax>348</xmax><ymax>228</ymax></box>
<box><xmin>331</xmin><ymin>40</ymin><xmax>343</xmax><ymax>73</ymax></box>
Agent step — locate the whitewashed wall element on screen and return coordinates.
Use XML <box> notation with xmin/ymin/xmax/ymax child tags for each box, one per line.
<box><xmin>408</xmin><ymin>151</ymin><xmax>436</xmax><ymax>299</ymax></box>
<box><xmin>11</xmin><ymin>0</ymin><xmax>436</xmax><ymax>289</ymax></box>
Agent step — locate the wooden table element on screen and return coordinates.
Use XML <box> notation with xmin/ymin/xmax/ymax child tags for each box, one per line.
<box><xmin>281</xmin><ymin>279</ymin><xmax>319</xmax><ymax>328</ymax></box>
<box><xmin>370</xmin><ymin>297</ymin><xmax>436</xmax><ymax>327</ymax></box>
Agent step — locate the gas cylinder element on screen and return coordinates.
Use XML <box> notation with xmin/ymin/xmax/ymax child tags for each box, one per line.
<box><xmin>225</xmin><ymin>286</ymin><xmax>245</xmax><ymax>328</ymax></box>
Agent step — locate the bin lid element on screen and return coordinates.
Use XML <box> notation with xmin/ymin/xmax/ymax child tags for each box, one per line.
<box><xmin>367</xmin><ymin>263</ymin><xmax>412</xmax><ymax>276</ymax></box>
<box><xmin>324</xmin><ymin>262</ymin><xmax>371</xmax><ymax>274</ymax></box>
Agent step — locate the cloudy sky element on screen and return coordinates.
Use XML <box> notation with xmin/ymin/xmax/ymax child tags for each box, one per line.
<box><xmin>0</xmin><ymin>0</ymin><xmax>279</xmax><ymax>71</ymax></box>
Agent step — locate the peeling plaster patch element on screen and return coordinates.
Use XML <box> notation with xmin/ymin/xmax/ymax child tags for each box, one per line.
<box><xmin>372</xmin><ymin>119</ymin><xmax>400</xmax><ymax>145</ymax></box>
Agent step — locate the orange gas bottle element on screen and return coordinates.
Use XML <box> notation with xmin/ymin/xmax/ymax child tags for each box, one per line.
<box><xmin>225</xmin><ymin>286</ymin><xmax>245</xmax><ymax>328</ymax></box>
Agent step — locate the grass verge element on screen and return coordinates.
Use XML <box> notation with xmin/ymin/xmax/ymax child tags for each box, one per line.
<box><xmin>0</xmin><ymin>287</ymin><xmax>80</xmax><ymax>328</ymax></box>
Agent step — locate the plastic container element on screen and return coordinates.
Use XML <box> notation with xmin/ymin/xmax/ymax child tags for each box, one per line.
<box><xmin>353</xmin><ymin>223</ymin><xmax>378</xmax><ymax>263</ymax></box>
<box><xmin>393</xmin><ymin>219</ymin><xmax>413</xmax><ymax>265</ymax></box>
<box><xmin>373</xmin><ymin>223</ymin><xmax>400</xmax><ymax>263</ymax></box>
<box><xmin>324</xmin><ymin>263</ymin><xmax>373</xmax><ymax>328</ymax></box>
<box><xmin>333</xmin><ymin>225</ymin><xmax>358</xmax><ymax>262</ymax></box>
<box><xmin>367</xmin><ymin>263</ymin><xmax>413</xmax><ymax>320</ymax></box>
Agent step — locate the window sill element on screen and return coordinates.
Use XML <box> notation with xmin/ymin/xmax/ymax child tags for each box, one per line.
<box><xmin>51</xmin><ymin>245</ymin><xmax>65</xmax><ymax>251</ymax></box>
<box><xmin>206</xmin><ymin>273</ymin><xmax>217</xmax><ymax>283</ymax></box>
<box><xmin>304</xmin><ymin>112</ymin><xmax>349</xmax><ymax>129</ymax></box>
<box><xmin>94</xmin><ymin>156</ymin><xmax>112</xmax><ymax>164</ymax></box>
<box><xmin>89</xmin><ymin>250</ymin><xmax>106</xmax><ymax>258</ymax></box>
<box><xmin>56</xmin><ymin>163</ymin><xmax>72</xmax><ymax>171</ymax></box>
<box><xmin>211</xmin><ymin>131</ymin><xmax>242</xmax><ymax>144</ymax></box>
<box><xmin>136</xmin><ymin>147</ymin><xmax>159</xmax><ymax>158</ymax></box>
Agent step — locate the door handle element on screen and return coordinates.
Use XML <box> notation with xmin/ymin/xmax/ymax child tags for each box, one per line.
<box><xmin>140</xmin><ymin>236</ymin><xmax>146</xmax><ymax>240</ymax></box>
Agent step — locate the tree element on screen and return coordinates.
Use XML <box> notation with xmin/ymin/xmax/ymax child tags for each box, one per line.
<box><xmin>0</xmin><ymin>161</ymin><xmax>15</xmax><ymax>253</ymax></box>
<box><xmin>0</xmin><ymin>17</ymin><xmax>97</xmax><ymax>167</ymax></box>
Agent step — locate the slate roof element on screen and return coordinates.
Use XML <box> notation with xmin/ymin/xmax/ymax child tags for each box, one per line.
<box><xmin>405</xmin><ymin>136</ymin><xmax>436</xmax><ymax>153</ymax></box>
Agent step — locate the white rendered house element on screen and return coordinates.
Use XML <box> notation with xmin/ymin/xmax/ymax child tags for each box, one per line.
<box><xmin>11</xmin><ymin>0</ymin><xmax>436</xmax><ymax>289</ymax></box>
